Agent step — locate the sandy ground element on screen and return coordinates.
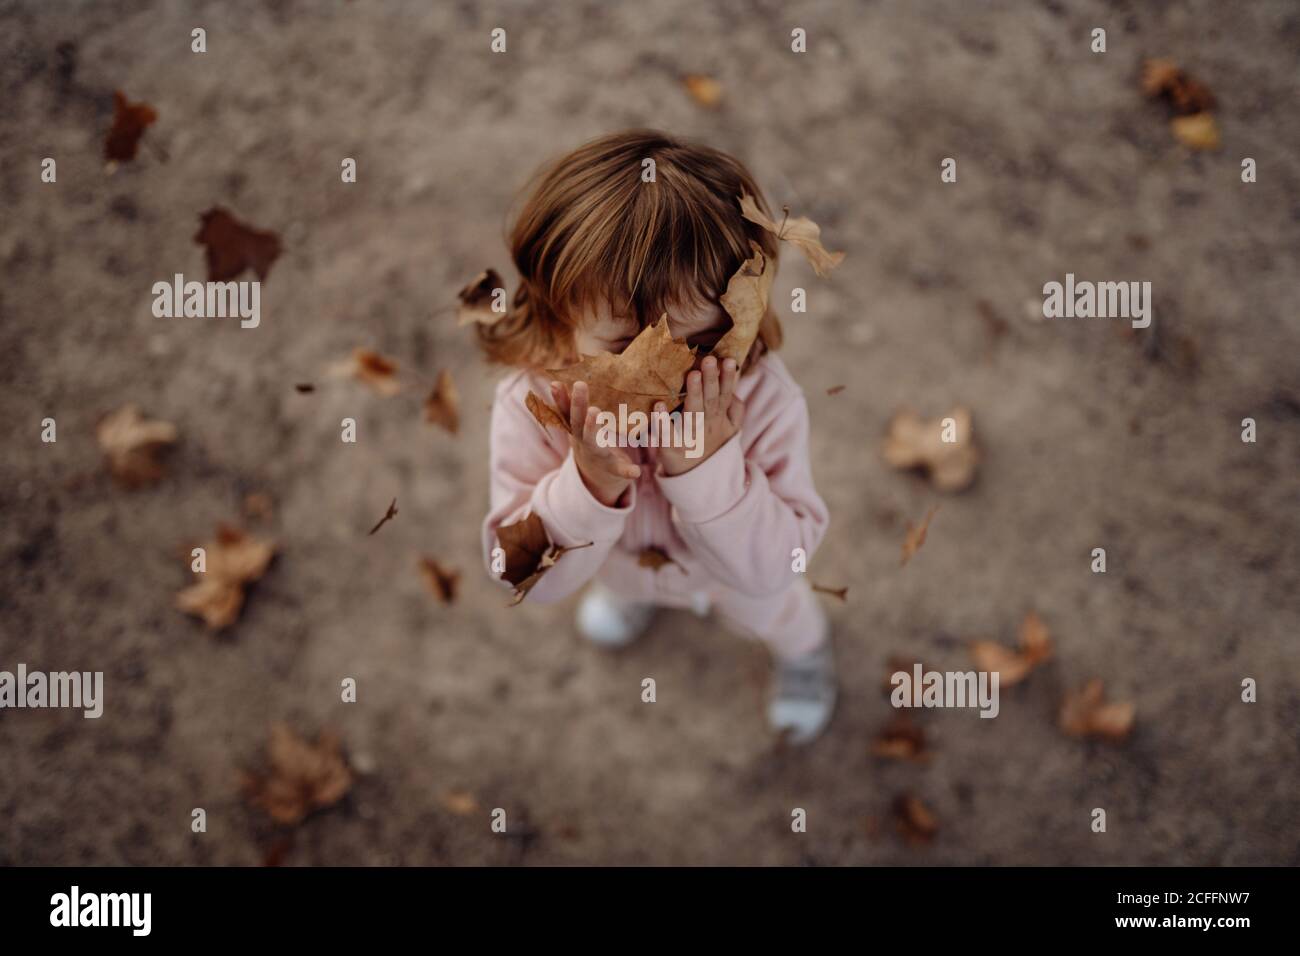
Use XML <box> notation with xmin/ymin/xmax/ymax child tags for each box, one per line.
<box><xmin>1</xmin><ymin>0</ymin><xmax>1298</xmax><ymax>866</ymax></box>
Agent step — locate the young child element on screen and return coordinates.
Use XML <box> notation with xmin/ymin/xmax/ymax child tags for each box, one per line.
<box><xmin>479</xmin><ymin>130</ymin><xmax>835</xmax><ymax>743</ymax></box>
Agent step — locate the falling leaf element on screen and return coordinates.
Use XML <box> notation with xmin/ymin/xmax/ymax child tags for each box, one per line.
<box><xmin>969</xmin><ymin>610</ymin><xmax>1054</xmax><ymax>687</ymax></box>
<box><xmin>871</xmin><ymin>713</ymin><xmax>931</xmax><ymax>763</ymax></box>
<box><xmin>893</xmin><ymin>794</ymin><xmax>938</xmax><ymax>846</ymax></box>
<box><xmin>1171</xmin><ymin>112</ymin><xmax>1220</xmax><ymax>150</ymax></box>
<box><xmin>419</xmin><ymin>556</ymin><xmax>460</xmax><ymax>605</ymax></box>
<box><xmin>525</xmin><ymin>390</ymin><xmax>569</xmax><ymax>433</ymax></box>
<box><xmin>900</xmin><ymin>505</ymin><xmax>939</xmax><ymax>567</ymax></box>
<box><xmin>1141</xmin><ymin>59</ymin><xmax>1216</xmax><ymax>115</ymax></box>
<box><xmin>193</xmin><ymin>207</ymin><xmax>282</xmax><ymax>282</ymax></box>
<box><xmin>423</xmin><ymin>369</ymin><xmax>460</xmax><ymax>434</ymax></box>
<box><xmin>549</xmin><ymin>314</ymin><xmax>695</xmax><ymax>418</ymax></box>
<box><xmin>682</xmin><ymin>74</ymin><xmax>722</xmax><ymax>108</ymax></box>
<box><xmin>637</xmin><ymin>546</ymin><xmax>680</xmax><ymax>572</ymax></box>
<box><xmin>240</xmin><ymin>723</ymin><xmax>353</xmax><ymax>826</ymax></box>
<box><xmin>294</xmin><ymin>383</ymin><xmax>315</xmax><ymax>393</ymax></box>
<box><xmin>104</xmin><ymin>90</ymin><xmax>157</xmax><ymax>162</ymax></box>
<box><xmin>812</xmin><ymin>583</ymin><xmax>848</xmax><ymax>601</ymax></box>
<box><xmin>341</xmin><ymin>348</ymin><xmax>400</xmax><ymax>396</ymax></box>
<box><xmin>739</xmin><ymin>193</ymin><xmax>844</xmax><ymax>278</ymax></box>
<box><xmin>440</xmin><ymin>790</ymin><xmax>479</xmax><ymax>816</ymax></box>
<box><xmin>713</xmin><ymin>242</ymin><xmax>775</xmax><ymax>368</ymax></box>
<box><xmin>826</xmin><ymin>385</ymin><xmax>846</xmax><ymax>396</ymax></box>
<box><xmin>96</xmin><ymin>404</ymin><xmax>178</xmax><ymax>487</ymax></box>
<box><xmin>175</xmin><ymin>524</ymin><xmax>276</xmax><ymax>631</ymax></box>
<box><xmin>1060</xmin><ymin>679</ymin><xmax>1136</xmax><ymax>741</ymax></box>
<box><xmin>368</xmin><ymin>498</ymin><xmax>398</xmax><ymax>536</ymax></box>
<box><xmin>882</xmin><ymin>407</ymin><xmax>979</xmax><ymax>493</ymax></box>
<box><xmin>456</xmin><ymin>269</ymin><xmax>507</xmax><ymax>327</ymax></box>
<box><xmin>496</xmin><ymin>512</ymin><xmax>593</xmax><ymax>605</ymax></box>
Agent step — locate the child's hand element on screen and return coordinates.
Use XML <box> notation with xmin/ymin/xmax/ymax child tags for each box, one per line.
<box><xmin>549</xmin><ymin>380</ymin><xmax>640</xmax><ymax>507</ymax></box>
<box><xmin>657</xmin><ymin>355</ymin><xmax>744</xmax><ymax>477</ymax></box>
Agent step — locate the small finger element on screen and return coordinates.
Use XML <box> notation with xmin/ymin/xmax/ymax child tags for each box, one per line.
<box><xmin>702</xmin><ymin>356</ymin><xmax>720</xmax><ymax>406</ymax></box>
<box><xmin>719</xmin><ymin>358</ymin><xmax>738</xmax><ymax>405</ymax></box>
<box><xmin>582</xmin><ymin>404</ymin><xmax>601</xmax><ymax>447</ymax></box>
<box><xmin>570</xmin><ymin>381</ymin><xmax>589</xmax><ymax>434</ymax></box>
<box><xmin>685</xmin><ymin>370</ymin><xmax>703</xmax><ymax>412</ymax></box>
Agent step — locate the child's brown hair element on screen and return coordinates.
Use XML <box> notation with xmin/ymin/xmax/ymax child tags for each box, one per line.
<box><xmin>478</xmin><ymin>129</ymin><xmax>782</xmax><ymax>369</ymax></box>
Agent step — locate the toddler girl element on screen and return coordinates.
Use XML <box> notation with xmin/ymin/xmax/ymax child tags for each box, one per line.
<box><xmin>479</xmin><ymin>130</ymin><xmax>835</xmax><ymax>743</ymax></box>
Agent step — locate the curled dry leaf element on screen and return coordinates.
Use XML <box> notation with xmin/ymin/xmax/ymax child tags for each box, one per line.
<box><xmin>549</xmin><ymin>314</ymin><xmax>695</xmax><ymax>418</ymax></box>
<box><xmin>368</xmin><ymin>497</ymin><xmax>398</xmax><ymax>536</ymax></box>
<box><xmin>682</xmin><ymin>74</ymin><xmax>722</xmax><ymax>108</ymax></box>
<box><xmin>871</xmin><ymin>713</ymin><xmax>931</xmax><ymax>763</ymax></box>
<box><xmin>525</xmin><ymin>390</ymin><xmax>569</xmax><ymax>433</ymax></box>
<box><xmin>713</xmin><ymin>242</ymin><xmax>775</xmax><ymax>368</ymax></box>
<box><xmin>419</xmin><ymin>556</ymin><xmax>460</xmax><ymax>605</ymax></box>
<box><xmin>900</xmin><ymin>505</ymin><xmax>939</xmax><ymax>567</ymax></box>
<box><xmin>1171</xmin><ymin>112</ymin><xmax>1220</xmax><ymax>150</ymax></box>
<box><xmin>637</xmin><ymin>546</ymin><xmax>680</xmax><ymax>572</ymax></box>
<box><xmin>882</xmin><ymin>407</ymin><xmax>979</xmax><ymax>493</ymax></box>
<box><xmin>96</xmin><ymin>403</ymin><xmax>178</xmax><ymax>487</ymax></box>
<box><xmin>812</xmin><ymin>583</ymin><xmax>848</xmax><ymax>601</ymax></box>
<box><xmin>456</xmin><ymin>269</ymin><xmax>507</xmax><ymax>327</ymax></box>
<box><xmin>969</xmin><ymin>609</ymin><xmax>1053</xmax><ymax>688</ymax></box>
<box><xmin>893</xmin><ymin>794</ymin><xmax>939</xmax><ymax>846</ymax></box>
<box><xmin>1141</xmin><ymin>59</ymin><xmax>1216</xmax><ymax>115</ymax></box>
<box><xmin>175</xmin><ymin>524</ymin><xmax>276</xmax><ymax>631</ymax></box>
<box><xmin>424</xmin><ymin>369</ymin><xmax>459</xmax><ymax>434</ymax></box>
<box><xmin>496</xmin><ymin>512</ymin><xmax>593</xmax><ymax>606</ymax></box>
<box><xmin>739</xmin><ymin>193</ymin><xmax>844</xmax><ymax>278</ymax></box>
<box><xmin>340</xmin><ymin>348</ymin><xmax>400</xmax><ymax>396</ymax></box>
<box><xmin>105</xmin><ymin>90</ymin><xmax>157</xmax><ymax>162</ymax></box>
<box><xmin>194</xmin><ymin>207</ymin><xmax>282</xmax><ymax>282</ymax></box>
<box><xmin>240</xmin><ymin>723</ymin><xmax>353</xmax><ymax>826</ymax></box>
<box><xmin>1060</xmin><ymin>678</ymin><xmax>1136</xmax><ymax>741</ymax></box>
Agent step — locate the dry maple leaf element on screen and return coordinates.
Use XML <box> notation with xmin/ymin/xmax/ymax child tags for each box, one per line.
<box><xmin>812</xmin><ymin>583</ymin><xmax>848</xmax><ymax>601</ymax></box>
<box><xmin>456</xmin><ymin>269</ymin><xmax>507</xmax><ymax>327</ymax></box>
<box><xmin>175</xmin><ymin>524</ymin><xmax>276</xmax><ymax>631</ymax></box>
<box><xmin>419</xmin><ymin>555</ymin><xmax>460</xmax><ymax>605</ymax></box>
<box><xmin>682</xmin><ymin>74</ymin><xmax>722</xmax><ymax>108</ymax></box>
<box><xmin>1141</xmin><ymin>58</ymin><xmax>1216</xmax><ymax>115</ymax></box>
<box><xmin>424</xmin><ymin>369</ymin><xmax>459</xmax><ymax>434</ymax></box>
<box><xmin>1060</xmin><ymin>679</ymin><xmax>1136</xmax><ymax>741</ymax></box>
<box><xmin>496</xmin><ymin>512</ymin><xmax>593</xmax><ymax>605</ymax></box>
<box><xmin>739</xmin><ymin>193</ymin><xmax>844</xmax><ymax>278</ymax></box>
<box><xmin>368</xmin><ymin>498</ymin><xmax>398</xmax><ymax>535</ymax></box>
<box><xmin>194</xmin><ymin>207</ymin><xmax>282</xmax><ymax>282</ymax></box>
<box><xmin>104</xmin><ymin>90</ymin><xmax>157</xmax><ymax>162</ymax></box>
<box><xmin>871</xmin><ymin>713</ymin><xmax>931</xmax><ymax>763</ymax></box>
<box><xmin>893</xmin><ymin>794</ymin><xmax>939</xmax><ymax>846</ymax></box>
<box><xmin>549</xmin><ymin>314</ymin><xmax>694</xmax><ymax>418</ymax></box>
<box><xmin>969</xmin><ymin>609</ymin><xmax>1054</xmax><ymax>687</ymax></box>
<box><xmin>899</xmin><ymin>505</ymin><xmax>939</xmax><ymax>567</ymax></box>
<box><xmin>241</xmin><ymin>723</ymin><xmax>353</xmax><ymax>826</ymax></box>
<box><xmin>1171</xmin><ymin>112</ymin><xmax>1220</xmax><ymax>150</ymax></box>
<box><xmin>96</xmin><ymin>404</ymin><xmax>178</xmax><ymax>487</ymax></box>
<box><xmin>342</xmin><ymin>348</ymin><xmax>400</xmax><ymax>396</ymax></box>
<box><xmin>882</xmin><ymin>407</ymin><xmax>979</xmax><ymax>493</ymax></box>
<box><xmin>637</xmin><ymin>546</ymin><xmax>680</xmax><ymax>572</ymax></box>
<box><xmin>525</xmin><ymin>390</ymin><xmax>569</xmax><ymax>433</ymax></box>
<box><xmin>713</xmin><ymin>242</ymin><xmax>775</xmax><ymax>368</ymax></box>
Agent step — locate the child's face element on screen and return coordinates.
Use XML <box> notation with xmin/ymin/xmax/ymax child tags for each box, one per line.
<box><xmin>573</xmin><ymin>298</ymin><xmax>728</xmax><ymax>358</ymax></box>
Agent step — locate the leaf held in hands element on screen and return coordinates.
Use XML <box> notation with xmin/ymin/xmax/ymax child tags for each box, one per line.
<box><xmin>900</xmin><ymin>505</ymin><xmax>939</xmax><ymax>567</ymax></box>
<box><xmin>739</xmin><ymin>193</ymin><xmax>844</xmax><ymax>278</ymax></box>
<box><xmin>175</xmin><ymin>524</ymin><xmax>276</xmax><ymax>631</ymax></box>
<box><xmin>96</xmin><ymin>403</ymin><xmax>178</xmax><ymax>487</ymax></box>
<box><xmin>1060</xmin><ymin>679</ymin><xmax>1136</xmax><ymax>741</ymax></box>
<box><xmin>882</xmin><ymin>407</ymin><xmax>979</xmax><ymax>492</ymax></box>
<box><xmin>240</xmin><ymin>723</ymin><xmax>353</xmax><ymax>826</ymax></box>
<box><xmin>419</xmin><ymin>556</ymin><xmax>460</xmax><ymax>605</ymax></box>
<box><xmin>525</xmin><ymin>390</ymin><xmax>569</xmax><ymax>433</ymax></box>
<box><xmin>496</xmin><ymin>513</ymin><xmax>593</xmax><ymax>605</ymax></box>
<box><xmin>549</xmin><ymin>314</ymin><xmax>694</xmax><ymax>418</ymax></box>
<box><xmin>456</xmin><ymin>269</ymin><xmax>506</xmax><ymax>327</ymax></box>
<box><xmin>424</xmin><ymin>369</ymin><xmax>460</xmax><ymax>434</ymax></box>
<box><xmin>105</xmin><ymin>90</ymin><xmax>157</xmax><ymax>162</ymax></box>
<box><xmin>714</xmin><ymin>242</ymin><xmax>775</xmax><ymax>368</ymax></box>
<box><xmin>194</xmin><ymin>207</ymin><xmax>282</xmax><ymax>282</ymax></box>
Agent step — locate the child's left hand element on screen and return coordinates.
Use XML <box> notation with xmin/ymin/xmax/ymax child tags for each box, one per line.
<box><xmin>657</xmin><ymin>355</ymin><xmax>745</xmax><ymax>476</ymax></box>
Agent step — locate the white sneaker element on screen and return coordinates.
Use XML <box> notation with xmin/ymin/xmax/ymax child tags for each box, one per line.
<box><xmin>576</xmin><ymin>583</ymin><xmax>655</xmax><ymax>648</ymax></box>
<box><xmin>768</xmin><ymin>641</ymin><xmax>837</xmax><ymax>745</ymax></box>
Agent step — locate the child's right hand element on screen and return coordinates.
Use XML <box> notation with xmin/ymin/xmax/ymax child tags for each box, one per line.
<box><xmin>549</xmin><ymin>380</ymin><xmax>640</xmax><ymax>507</ymax></box>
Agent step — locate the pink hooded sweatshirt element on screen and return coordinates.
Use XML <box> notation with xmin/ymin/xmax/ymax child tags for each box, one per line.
<box><xmin>482</xmin><ymin>353</ymin><xmax>830</xmax><ymax>658</ymax></box>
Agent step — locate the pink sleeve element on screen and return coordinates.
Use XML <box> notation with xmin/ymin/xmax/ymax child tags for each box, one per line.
<box><xmin>481</xmin><ymin>376</ymin><xmax>634</xmax><ymax>603</ymax></box>
<box><xmin>655</xmin><ymin>390</ymin><xmax>827</xmax><ymax>597</ymax></box>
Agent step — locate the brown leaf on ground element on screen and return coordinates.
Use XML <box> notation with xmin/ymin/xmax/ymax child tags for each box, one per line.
<box><xmin>424</xmin><ymin>369</ymin><xmax>459</xmax><ymax>434</ymax></box>
<box><xmin>812</xmin><ymin>583</ymin><xmax>848</xmax><ymax>601</ymax></box>
<box><xmin>525</xmin><ymin>390</ymin><xmax>569</xmax><ymax>433</ymax></box>
<box><xmin>175</xmin><ymin>524</ymin><xmax>276</xmax><ymax>631</ymax></box>
<box><xmin>104</xmin><ymin>90</ymin><xmax>157</xmax><ymax>162</ymax></box>
<box><xmin>368</xmin><ymin>498</ymin><xmax>397</xmax><ymax>536</ymax></box>
<box><xmin>496</xmin><ymin>513</ymin><xmax>593</xmax><ymax>605</ymax></box>
<box><xmin>871</xmin><ymin>713</ymin><xmax>931</xmax><ymax>763</ymax></box>
<box><xmin>1141</xmin><ymin>59</ymin><xmax>1216</xmax><ymax>115</ymax></box>
<box><xmin>549</xmin><ymin>314</ymin><xmax>695</xmax><ymax>418</ymax></box>
<box><xmin>882</xmin><ymin>407</ymin><xmax>979</xmax><ymax>492</ymax></box>
<box><xmin>969</xmin><ymin>610</ymin><xmax>1054</xmax><ymax>687</ymax></box>
<box><xmin>96</xmin><ymin>404</ymin><xmax>178</xmax><ymax>487</ymax></box>
<box><xmin>713</xmin><ymin>242</ymin><xmax>775</xmax><ymax>368</ymax></box>
<box><xmin>419</xmin><ymin>556</ymin><xmax>460</xmax><ymax>605</ymax></box>
<box><xmin>1060</xmin><ymin>679</ymin><xmax>1136</xmax><ymax>741</ymax></box>
<box><xmin>893</xmin><ymin>794</ymin><xmax>939</xmax><ymax>846</ymax></box>
<box><xmin>682</xmin><ymin>74</ymin><xmax>722</xmax><ymax>108</ymax></box>
<box><xmin>1171</xmin><ymin>112</ymin><xmax>1220</xmax><ymax>150</ymax></box>
<box><xmin>240</xmin><ymin>723</ymin><xmax>353</xmax><ymax>826</ymax></box>
<box><xmin>456</xmin><ymin>269</ymin><xmax>507</xmax><ymax>327</ymax></box>
<box><xmin>900</xmin><ymin>505</ymin><xmax>939</xmax><ymax>567</ymax></box>
<box><xmin>193</xmin><ymin>207</ymin><xmax>282</xmax><ymax>282</ymax></box>
<box><xmin>637</xmin><ymin>546</ymin><xmax>680</xmax><ymax>572</ymax></box>
<box><xmin>341</xmin><ymin>348</ymin><xmax>400</xmax><ymax>396</ymax></box>
<box><xmin>826</xmin><ymin>385</ymin><xmax>846</xmax><ymax>396</ymax></box>
<box><xmin>440</xmin><ymin>790</ymin><xmax>479</xmax><ymax>816</ymax></box>
<box><xmin>739</xmin><ymin>193</ymin><xmax>844</xmax><ymax>278</ymax></box>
